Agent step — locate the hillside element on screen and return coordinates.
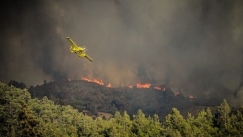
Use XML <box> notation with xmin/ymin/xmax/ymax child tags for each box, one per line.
<box><xmin>28</xmin><ymin>80</ymin><xmax>216</xmax><ymax>119</ymax></box>
<box><xmin>2</xmin><ymin>81</ymin><xmax>243</xmax><ymax>136</ymax></box>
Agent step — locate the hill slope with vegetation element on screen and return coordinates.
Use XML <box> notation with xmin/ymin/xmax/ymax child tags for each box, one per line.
<box><xmin>1</xmin><ymin>82</ymin><xmax>243</xmax><ymax>136</ymax></box>
<box><xmin>28</xmin><ymin>80</ymin><xmax>201</xmax><ymax>119</ymax></box>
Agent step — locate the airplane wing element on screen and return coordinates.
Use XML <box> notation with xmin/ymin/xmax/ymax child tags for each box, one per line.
<box><xmin>66</xmin><ymin>37</ymin><xmax>79</xmax><ymax>48</ymax></box>
<box><xmin>84</xmin><ymin>54</ymin><xmax>93</xmax><ymax>62</ymax></box>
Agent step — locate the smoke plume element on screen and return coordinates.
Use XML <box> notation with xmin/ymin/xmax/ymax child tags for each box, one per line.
<box><xmin>0</xmin><ymin>0</ymin><xmax>243</xmax><ymax>105</ymax></box>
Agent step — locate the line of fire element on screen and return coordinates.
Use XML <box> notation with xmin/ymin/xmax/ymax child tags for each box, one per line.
<box><xmin>67</xmin><ymin>76</ymin><xmax>195</xmax><ymax>99</ymax></box>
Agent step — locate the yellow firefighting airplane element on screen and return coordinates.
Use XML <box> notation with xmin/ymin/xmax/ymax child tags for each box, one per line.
<box><xmin>66</xmin><ymin>37</ymin><xmax>93</xmax><ymax>62</ymax></box>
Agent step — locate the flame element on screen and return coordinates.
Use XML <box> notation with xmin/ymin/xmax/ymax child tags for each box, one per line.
<box><xmin>81</xmin><ymin>77</ymin><xmax>169</xmax><ymax>91</ymax></box>
<box><xmin>82</xmin><ymin>77</ymin><xmax>92</xmax><ymax>82</ymax></box>
<box><xmin>127</xmin><ymin>85</ymin><xmax>133</xmax><ymax>89</ymax></box>
<box><xmin>82</xmin><ymin>77</ymin><xmax>104</xmax><ymax>85</ymax></box>
<box><xmin>162</xmin><ymin>87</ymin><xmax>166</xmax><ymax>91</ymax></box>
<box><xmin>106</xmin><ymin>83</ymin><xmax>111</xmax><ymax>88</ymax></box>
<box><xmin>154</xmin><ymin>86</ymin><xmax>161</xmax><ymax>90</ymax></box>
<box><xmin>189</xmin><ymin>95</ymin><xmax>195</xmax><ymax>99</ymax></box>
<box><xmin>93</xmin><ymin>78</ymin><xmax>104</xmax><ymax>85</ymax></box>
<box><xmin>174</xmin><ymin>91</ymin><xmax>180</xmax><ymax>96</ymax></box>
<box><xmin>136</xmin><ymin>83</ymin><xmax>151</xmax><ymax>88</ymax></box>
<box><xmin>154</xmin><ymin>85</ymin><xmax>166</xmax><ymax>91</ymax></box>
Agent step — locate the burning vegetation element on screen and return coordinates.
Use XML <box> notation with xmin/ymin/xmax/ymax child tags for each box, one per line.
<box><xmin>81</xmin><ymin>77</ymin><xmax>168</xmax><ymax>91</ymax></box>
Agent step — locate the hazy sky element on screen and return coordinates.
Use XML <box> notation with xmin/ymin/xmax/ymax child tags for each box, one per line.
<box><xmin>0</xmin><ymin>0</ymin><xmax>243</xmax><ymax>104</ymax></box>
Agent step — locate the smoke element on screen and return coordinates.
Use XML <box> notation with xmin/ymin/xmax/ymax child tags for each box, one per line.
<box><xmin>0</xmin><ymin>0</ymin><xmax>243</xmax><ymax>105</ymax></box>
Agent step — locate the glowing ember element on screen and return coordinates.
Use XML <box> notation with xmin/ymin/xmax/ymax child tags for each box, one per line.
<box><xmin>136</xmin><ymin>83</ymin><xmax>151</xmax><ymax>88</ymax></box>
<box><xmin>106</xmin><ymin>83</ymin><xmax>111</xmax><ymax>88</ymax></box>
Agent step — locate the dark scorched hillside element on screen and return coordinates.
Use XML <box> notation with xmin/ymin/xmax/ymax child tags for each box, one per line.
<box><xmin>29</xmin><ymin>80</ymin><xmax>217</xmax><ymax>120</ymax></box>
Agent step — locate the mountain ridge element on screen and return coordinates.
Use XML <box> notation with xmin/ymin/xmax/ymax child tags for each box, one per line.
<box><xmin>28</xmin><ymin>80</ymin><xmax>218</xmax><ymax>120</ymax></box>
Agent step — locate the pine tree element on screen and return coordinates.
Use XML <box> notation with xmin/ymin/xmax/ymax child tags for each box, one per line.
<box><xmin>226</xmin><ymin>108</ymin><xmax>243</xmax><ymax>136</ymax></box>
<box><xmin>187</xmin><ymin>108</ymin><xmax>217</xmax><ymax>137</ymax></box>
<box><xmin>216</xmin><ymin>99</ymin><xmax>231</xmax><ymax>136</ymax></box>
<box><xmin>17</xmin><ymin>101</ymin><xmax>43</xmax><ymax>137</ymax></box>
<box><xmin>148</xmin><ymin>114</ymin><xmax>163</xmax><ymax>137</ymax></box>
<box><xmin>164</xmin><ymin>108</ymin><xmax>190</xmax><ymax>137</ymax></box>
<box><xmin>132</xmin><ymin>109</ymin><xmax>150</xmax><ymax>136</ymax></box>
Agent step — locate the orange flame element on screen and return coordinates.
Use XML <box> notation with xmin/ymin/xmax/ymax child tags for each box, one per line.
<box><xmin>93</xmin><ymin>78</ymin><xmax>104</xmax><ymax>85</ymax></box>
<box><xmin>81</xmin><ymin>77</ymin><xmax>169</xmax><ymax>91</ymax></box>
<box><xmin>82</xmin><ymin>77</ymin><xmax>104</xmax><ymax>85</ymax></box>
<box><xmin>174</xmin><ymin>91</ymin><xmax>180</xmax><ymax>96</ymax></box>
<box><xmin>136</xmin><ymin>83</ymin><xmax>151</xmax><ymax>88</ymax></box>
<box><xmin>189</xmin><ymin>95</ymin><xmax>195</xmax><ymax>99</ymax></box>
<box><xmin>82</xmin><ymin>77</ymin><xmax>92</xmax><ymax>82</ymax></box>
<box><xmin>127</xmin><ymin>85</ymin><xmax>133</xmax><ymax>89</ymax></box>
<box><xmin>162</xmin><ymin>87</ymin><xmax>166</xmax><ymax>91</ymax></box>
<box><xmin>106</xmin><ymin>83</ymin><xmax>111</xmax><ymax>88</ymax></box>
<box><xmin>154</xmin><ymin>86</ymin><xmax>161</xmax><ymax>90</ymax></box>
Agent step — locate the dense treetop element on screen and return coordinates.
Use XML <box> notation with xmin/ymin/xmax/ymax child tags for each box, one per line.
<box><xmin>1</xmin><ymin>82</ymin><xmax>243</xmax><ymax>136</ymax></box>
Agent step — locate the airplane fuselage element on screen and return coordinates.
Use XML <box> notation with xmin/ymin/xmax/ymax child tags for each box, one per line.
<box><xmin>67</xmin><ymin>37</ymin><xmax>93</xmax><ymax>62</ymax></box>
<box><xmin>70</xmin><ymin>46</ymin><xmax>85</xmax><ymax>57</ymax></box>
<box><xmin>74</xmin><ymin>51</ymin><xmax>85</xmax><ymax>57</ymax></box>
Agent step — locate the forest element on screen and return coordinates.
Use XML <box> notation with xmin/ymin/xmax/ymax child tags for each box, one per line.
<box><xmin>1</xmin><ymin>82</ymin><xmax>243</xmax><ymax>137</ymax></box>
